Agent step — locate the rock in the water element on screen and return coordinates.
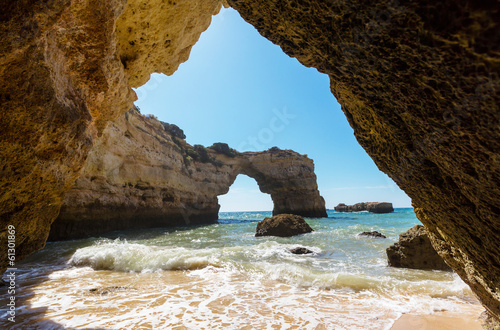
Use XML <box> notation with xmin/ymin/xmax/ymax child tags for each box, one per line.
<box><xmin>359</xmin><ymin>231</ymin><xmax>387</xmax><ymax>239</ymax></box>
<box><xmin>255</xmin><ymin>214</ymin><xmax>313</xmax><ymax>237</ymax></box>
<box><xmin>334</xmin><ymin>203</ymin><xmax>351</xmax><ymax>212</ymax></box>
<box><xmin>366</xmin><ymin>203</ymin><xmax>394</xmax><ymax>214</ymax></box>
<box><xmin>386</xmin><ymin>225</ymin><xmax>451</xmax><ymax>271</ymax></box>
<box><xmin>335</xmin><ymin>202</ymin><xmax>393</xmax><ymax>213</ymax></box>
<box><xmin>289</xmin><ymin>247</ymin><xmax>314</xmax><ymax>255</ymax></box>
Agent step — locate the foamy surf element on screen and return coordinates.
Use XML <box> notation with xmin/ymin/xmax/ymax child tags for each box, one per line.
<box><xmin>68</xmin><ymin>238</ymin><xmax>472</xmax><ymax>298</ymax></box>
<box><xmin>1</xmin><ymin>209</ymin><xmax>484</xmax><ymax>329</ymax></box>
<box><xmin>69</xmin><ymin>239</ymin><xmax>220</xmax><ymax>272</ymax></box>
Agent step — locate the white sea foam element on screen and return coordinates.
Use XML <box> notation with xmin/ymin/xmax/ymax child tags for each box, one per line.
<box><xmin>10</xmin><ymin>263</ymin><xmax>480</xmax><ymax>330</ymax></box>
<box><xmin>69</xmin><ymin>239</ymin><xmax>220</xmax><ymax>272</ymax></box>
<box><xmin>5</xmin><ymin>210</ymin><xmax>483</xmax><ymax>329</ymax></box>
<box><xmin>68</xmin><ymin>239</ymin><xmax>473</xmax><ymax>300</ymax></box>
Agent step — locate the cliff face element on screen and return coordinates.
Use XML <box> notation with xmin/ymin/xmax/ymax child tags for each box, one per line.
<box><xmin>0</xmin><ymin>0</ymin><xmax>225</xmax><ymax>272</ymax></box>
<box><xmin>49</xmin><ymin>110</ymin><xmax>326</xmax><ymax>240</ymax></box>
<box><xmin>0</xmin><ymin>0</ymin><xmax>134</xmax><ymax>272</ymax></box>
<box><xmin>1</xmin><ymin>0</ymin><xmax>499</xmax><ymax>323</ymax></box>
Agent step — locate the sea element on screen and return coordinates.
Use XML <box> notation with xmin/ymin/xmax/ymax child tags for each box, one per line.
<box><xmin>1</xmin><ymin>209</ymin><xmax>482</xmax><ymax>329</ymax></box>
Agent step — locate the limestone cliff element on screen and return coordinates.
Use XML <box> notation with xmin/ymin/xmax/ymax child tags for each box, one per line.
<box><xmin>49</xmin><ymin>110</ymin><xmax>326</xmax><ymax>240</ymax></box>
<box><xmin>0</xmin><ymin>0</ymin><xmax>134</xmax><ymax>274</ymax></box>
<box><xmin>0</xmin><ymin>0</ymin><xmax>225</xmax><ymax>274</ymax></box>
<box><xmin>1</xmin><ymin>0</ymin><xmax>499</xmax><ymax>324</ymax></box>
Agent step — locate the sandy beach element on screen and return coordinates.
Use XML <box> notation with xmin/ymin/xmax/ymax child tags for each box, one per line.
<box><xmin>391</xmin><ymin>310</ymin><xmax>484</xmax><ymax>330</ymax></box>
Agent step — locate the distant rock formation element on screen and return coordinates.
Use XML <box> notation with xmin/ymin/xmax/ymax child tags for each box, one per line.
<box><xmin>334</xmin><ymin>202</ymin><xmax>394</xmax><ymax>213</ymax></box>
<box><xmin>48</xmin><ymin>110</ymin><xmax>326</xmax><ymax>240</ymax></box>
<box><xmin>386</xmin><ymin>225</ymin><xmax>451</xmax><ymax>271</ymax></box>
<box><xmin>255</xmin><ymin>214</ymin><xmax>314</xmax><ymax>237</ymax></box>
<box><xmin>358</xmin><ymin>231</ymin><xmax>387</xmax><ymax>239</ymax></box>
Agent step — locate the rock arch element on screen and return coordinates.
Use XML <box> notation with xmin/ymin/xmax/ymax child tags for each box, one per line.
<box><xmin>1</xmin><ymin>0</ymin><xmax>499</xmax><ymax>323</ymax></box>
<box><xmin>48</xmin><ymin>110</ymin><xmax>326</xmax><ymax>241</ymax></box>
<box><xmin>223</xmin><ymin>147</ymin><xmax>327</xmax><ymax>218</ymax></box>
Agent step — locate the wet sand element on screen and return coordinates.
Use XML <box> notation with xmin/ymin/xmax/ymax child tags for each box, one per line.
<box><xmin>2</xmin><ymin>266</ymin><xmax>486</xmax><ymax>329</ymax></box>
<box><xmin>391</xmin><ymin>311</ymin><xmax>484</xmax><ymax>330</ymax></box>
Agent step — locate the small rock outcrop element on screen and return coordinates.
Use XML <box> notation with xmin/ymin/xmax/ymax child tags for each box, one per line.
<box><xmin>335</xmin><ymin>202</ymin><xmax>394</xmax><ymax>213</ymax></box>
<box><xmin>289</xmin><ymin>247</ymin><xmax>314</xmax><ymax>255</ymax></box>
<box><xmin>255</xmin><ymin>214</ymin><xmax>314</xmax><ymax>237</ymax></box>
<box><xmin>386</xmin><ymin>225</ymin><xmax>451</xmax><ymax>271</ymax></box>
<box><xmin>359</xmin><ymin>231</ymin><xmax>386</xmax><ymax>239</ymax></box>
<box><xmin>48</xmin><ymin>110</ymin><xmax>326</xmax><ymax>240</ymax></box>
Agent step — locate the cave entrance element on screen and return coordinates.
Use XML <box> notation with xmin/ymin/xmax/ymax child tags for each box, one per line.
<box><xmin>218</xmin><ymin>174</ymin><xmax>273</xmax><ymax>214</ymax></box>
<box><xmin>133</xmin><ymin>7</ymin><xmax>412</xmax><ymax>209</ymax></box>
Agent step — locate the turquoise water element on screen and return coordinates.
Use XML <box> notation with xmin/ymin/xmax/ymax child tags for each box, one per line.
<box><xmin>1</xmin><ymin>209</ymin><xmax>481</xmax><ymax>329</ymax></box>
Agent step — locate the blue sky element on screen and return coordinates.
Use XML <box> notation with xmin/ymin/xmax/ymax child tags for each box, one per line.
<box><xmin>134</xmin><ymin>8</ymin><xmax>412</xmax><ymax>211</ymax></box>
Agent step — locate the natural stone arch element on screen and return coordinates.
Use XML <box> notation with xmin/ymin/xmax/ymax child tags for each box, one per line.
<box><xmin>48</xmin><ymin>110</ymin><xmax>326</xmax><ymax>241</ymax></box>
<box><xmin>1</xmin><ymin>0</ymin><xmax>499</xmax><ymax>324</ymax></box>
<box><xmin>220</xmin><ymin>147</ymin><xmax>328</xmax><ymax>217</ymax></box>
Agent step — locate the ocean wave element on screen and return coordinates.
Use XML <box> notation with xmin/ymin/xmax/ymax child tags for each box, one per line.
<box><xmin>68</xmin><ymin>239</ymin><xmax>471</xmax><ymax>300</ymax></box>
<box><xmin>69</xmin><ymin>240</ymin><xmax>220</xmax><ymax>272</ymax></box>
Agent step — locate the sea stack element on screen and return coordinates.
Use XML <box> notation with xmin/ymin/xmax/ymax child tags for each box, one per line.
<box><xmin>334</xmin><ymin>202</ymin><xmax>394</xmax><ymax>213</ymax></box>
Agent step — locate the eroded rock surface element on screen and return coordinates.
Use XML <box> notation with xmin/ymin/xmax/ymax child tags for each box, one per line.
<box><xmin>49</xmin><ymin>110</ymin><xmax>326</xmax><ymax>240</ymax></box>
<box><xmin>115</xmin><ymin>0</ymin><xmax>227</xmax><ymax>87</ymax></box>
<box><xmin>387</xmin><ymin>225</ymin><xmax>452</xmax><ymax>271</ymax></box>
<box><xmin>255</xmin><ymin>214</ymin><xmax>314</xmax><ymax>237</ymax></box>
<box><xmin>0</xmin><ymin>0</ymin><xmax>226</xmax><ymax>274</ymax></box>
<box><xmin>359</xmin><ymin>231</ymin><xmax>387</xmax><ymax>239</ymax></box>
<box><xmin>228</xmin><ymin>0</ymin><xmax>500</xmax><ymax>321</ymax></box>
<box><xmin>289</xmin><ymin>247</ymin><xmax>314</xmax><ymax>255</ymax></box>
<box><xmin>0</xmin><ymin>0</ymin><xmax>134</xmax><ymax>273</ymax></box>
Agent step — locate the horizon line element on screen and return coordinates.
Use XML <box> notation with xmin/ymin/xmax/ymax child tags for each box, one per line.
<box><xmin>219</xmin><ymin>207</ymin><xmax>414</xmax><ymax>213</ymax></box>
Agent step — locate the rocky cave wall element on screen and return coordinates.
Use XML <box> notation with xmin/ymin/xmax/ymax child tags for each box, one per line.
<box><xmin>0</xmin><ymin>0</ymin><xmax>134</xmax><ymax>274</ymax></box>
<box><xmin>226</xmin><ymin>0</ymin><xmax>500</xmax><ymax>321</ymax></box>
<box><xmin>1</xmin><ymin>0</ymin><xmax>499</xmax><ymax>324</ymax></box>
<box><xmin>48</xmin><ymin>109</ymin><xmax>326</xmax><ymax>240</ymax></box>
<box><xmin>0</xmin><ymin>0</ymin><xmax>226</xmax><ymax>273</ymax></box>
